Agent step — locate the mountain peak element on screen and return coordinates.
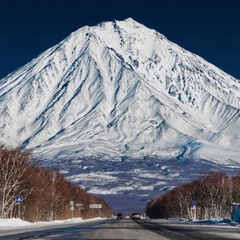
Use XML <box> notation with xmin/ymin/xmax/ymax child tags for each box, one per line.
<box><xmin>97</xmin><ymin>17</ymin><xmax>142</xmax><ymax>28</ymax></box>
<box><xmin>0</xmin><ymin>19</ymin><xmax>239</xmax><ymax>165</ymax></box>
<box><xmin>117</xmin><ymin>17</ymin><xmax>144</xmax><ymax>27</ymax></box>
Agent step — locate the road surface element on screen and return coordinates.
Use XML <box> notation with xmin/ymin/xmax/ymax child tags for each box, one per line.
<box><xmin>0</xmin><ymin>218</ymin><xmax>239</xmax><ymax>239</ymax></box>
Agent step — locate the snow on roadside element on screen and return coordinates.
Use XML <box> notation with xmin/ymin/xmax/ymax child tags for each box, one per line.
<box><xmin>153</xmin><ymin>217</ymin><xmax>240</xmax><ymax>228</ymax></box>
<box><xmin>0</xmin><ymin>217</ymin><xmax>102</xmax><ymax>230</ymax></box>
<box><xmin>0</xmin><ymin>218</ymin><xmax>32</xmax><ymax>229</ymax></box>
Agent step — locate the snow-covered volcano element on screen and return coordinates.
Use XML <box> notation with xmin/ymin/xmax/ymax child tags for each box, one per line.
<box><xmin>0</xmin><ymin>18</ymin><xmax>240</xmax><ymax>211</ymax></box>
<box><xmin>0</xmin><ymin>18</ymin><xmax>239</xmax><ymax>163</ymax></box>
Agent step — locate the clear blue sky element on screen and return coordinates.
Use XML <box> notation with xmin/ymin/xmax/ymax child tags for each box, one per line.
<box><xmin>0</xmin><ymin>0</ymin><xmax>239</xmax><ymax>79</ymax></box>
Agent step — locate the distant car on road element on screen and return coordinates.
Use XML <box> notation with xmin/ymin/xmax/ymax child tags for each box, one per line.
<box><xmin>131</xmin><ymin>212</ymin><xmax>140</xmax><ymax>219</ymax></box>
<box><xmin>117</xmin><ymin>213</ymin><xmax>123</xmax><ymax>219</ymax></box>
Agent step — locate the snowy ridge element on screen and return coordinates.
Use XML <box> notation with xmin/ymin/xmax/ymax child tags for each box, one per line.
<box><xmin>0</xmin><ymin>18</ymin><xmax>240</xmax><ymax>164</ymax></box>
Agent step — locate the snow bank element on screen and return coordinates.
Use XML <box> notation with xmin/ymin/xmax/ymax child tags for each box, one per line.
<box><xmin>0</xmin><ymin>217</ymin><xmax>100</xmax><ymax>230</ymax></box>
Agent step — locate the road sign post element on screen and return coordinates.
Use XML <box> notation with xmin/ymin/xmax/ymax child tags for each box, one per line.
<box><xmin>89</xmin><ymin>204</ymin><xmax>102</xmax><ymax>218</ymax></box>
<box><xmin>15</xmin><ymin>196</ymin><xmax>23</xmax><ymax>218</ymax></box>
<box><xmin>70</xmin><ymin>201</ymin><xmax>74</xmax><ymax>219</ymax></box>
<box><xmin>76</xmin><ymin>203</ymin><xmax>83</xmax><ymax>217</ymax></box>
<box><xmin>191</xmin><ymin>200</ymin><xmax>197</xmax><ymax>219</ymax></box>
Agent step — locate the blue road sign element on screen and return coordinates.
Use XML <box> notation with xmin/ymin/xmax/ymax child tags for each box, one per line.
<box><xmin>192</xmin><ymin>200</ymin><xmax>197</xmax><ymax>206</ymax></box>
<box><xmin>15</xmin><ymin>196</ymin><xmax>23</xmax><ymax>203</ymax></box>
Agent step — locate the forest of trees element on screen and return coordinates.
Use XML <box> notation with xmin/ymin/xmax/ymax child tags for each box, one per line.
<box><xmin>0</xmin><ymin>146</ymin><xmax>111</xmax><ymax>222</ymax></box>
<box><xmin>146</xmin><ymin>171</ymin><xmax>240</xmax><ymax>220</ymax></box>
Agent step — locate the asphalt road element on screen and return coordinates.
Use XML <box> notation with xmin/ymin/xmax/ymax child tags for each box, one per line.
<box><xmin>0</xmin><ymin>218</ymin><xmax>239</xmax><ymax>240</ymax></box>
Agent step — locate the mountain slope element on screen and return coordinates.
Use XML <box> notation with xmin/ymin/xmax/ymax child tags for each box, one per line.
<box><xmin>0</xmin><ymin>18</ymin><xmax>240</xmax><ymax>164</ymax></box>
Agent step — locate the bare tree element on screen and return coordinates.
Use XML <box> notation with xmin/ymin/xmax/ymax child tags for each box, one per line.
<box><xmin>0</xmin><ymin>146</ymin><xmax>32</xmax><ymax>218</ymax></box>
<box><xmin>232</xmin><ymin>174</ymin><xmax>240</xmax><ymax>203</ymax></box>
<box><xmin>197</xmin><ymin>172</ymin><xmax>231</xmax><ymax>219</ymax></box>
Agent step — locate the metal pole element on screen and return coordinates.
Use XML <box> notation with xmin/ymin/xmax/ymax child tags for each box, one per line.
<box><xmin>18</xmin><ymin>203</ymin><xmax>20</xmax><ymax>218</ymax></box>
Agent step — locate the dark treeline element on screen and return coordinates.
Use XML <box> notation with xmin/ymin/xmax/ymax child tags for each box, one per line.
<box><xmin>0</xmin><ymin>146</ymin><xmax>111</xmax><ymax>222</ymax></box>
<box><xmin>146</xmin><ymin>171</ymin><xmax>240</xmax><ymax>219</ymax></box>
